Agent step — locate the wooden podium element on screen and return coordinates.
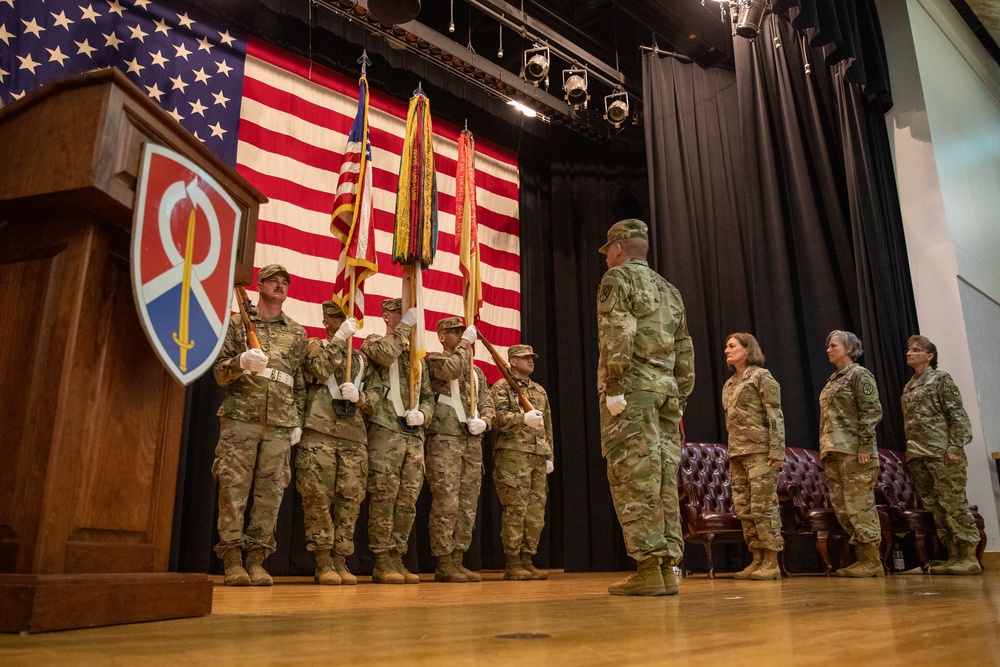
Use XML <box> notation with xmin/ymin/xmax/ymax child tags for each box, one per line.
<box><xmin>0</xmin><ymin>69</ymin><xmax>265</xmax><ymax>633</ymax></box>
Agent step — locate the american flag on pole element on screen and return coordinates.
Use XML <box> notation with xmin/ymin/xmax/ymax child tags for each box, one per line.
<box><xmin>0</xmin><ymin>0</ymin><xmax>522</xmax><ymax>382</ymax></box>
<box><xmin>329</xmin><ymin>72</ymin><xmax>377</xmax><ymax>326</ymax></box>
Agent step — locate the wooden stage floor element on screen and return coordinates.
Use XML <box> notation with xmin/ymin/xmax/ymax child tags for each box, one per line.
<box><xmin>2</xmin><ymin>569</ymin><xmax>999</xmax><ymax>666</ymax></box>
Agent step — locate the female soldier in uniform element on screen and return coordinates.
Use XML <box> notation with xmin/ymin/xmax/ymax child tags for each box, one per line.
<box><xmin>819</xmin><ymin>330</ymin><xmax>884</xmax><ymax>578</ymax></box>
<box><xmin>902</xmin><ymin>335</ymin><xmax>981</xmax><ymax>575</ymax></box>
<box><xmin>722</xmin><ymin>333</ymin><xmax>785</xmax><ymax>580</ymax></box>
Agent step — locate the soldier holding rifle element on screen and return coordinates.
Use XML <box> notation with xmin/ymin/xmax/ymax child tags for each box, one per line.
<box><xmin>484</xmin><ymin>339</ymin><xmax>554</xmax><ymax>581</ymax></box>
<box><xmin>211</xmin><ymin>264</ymin><xmax>307</xmax><ymax>586</ymax></box>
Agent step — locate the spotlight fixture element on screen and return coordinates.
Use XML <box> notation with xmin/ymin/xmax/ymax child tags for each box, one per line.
<box><xmin>367</xmin><ymin>0</ymin><xmax>421</xmax><ymax>25</ymax></box>
<box><xmin>506</xmin><ymin>99</ymin><xmax>538</xmax><ymax>118</ymax></box>
<box><xmin>711</xmin><ymin>0</ymin><xmax>770</xmax><ymax>39</ymax></box>
<box><xmin>604</xmin><ymin>90</ymin><xmax>629</xmax><ymax>128</ymax></box>
<box><xmin>736</xmin><ymin>0</ymin><xmax>769</xmax><ymax>38</ymax></box>
<box><xmin>521</xmin><ymin>45</ymin><xmax>550</xmax><ymax>87</ymax></box>
<box><xmin>562</xmin><ymin>68</ymin><xmax>589</xmax><ymax>108</ymax></box>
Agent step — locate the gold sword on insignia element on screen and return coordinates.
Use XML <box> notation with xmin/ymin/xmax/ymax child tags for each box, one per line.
<box><xmin>172</xmin><ymin>206</ymin><xmax>197</xmax><ymax>370</ymax></box>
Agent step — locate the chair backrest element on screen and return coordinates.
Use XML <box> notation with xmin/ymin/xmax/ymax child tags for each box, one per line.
<box><xmin>678</xmin><ymin>442</ymin><xmax>734</xmax><ymax>513</ymax></box>
<box><xmin>779</xmin><ymin>447</ymin><xmax>832</xmax><ymax>510</ymax></box>
<box><xmin>876</xmin><ymin>448</ymin><xmax>923</xmax><ymax>510</ymax></box>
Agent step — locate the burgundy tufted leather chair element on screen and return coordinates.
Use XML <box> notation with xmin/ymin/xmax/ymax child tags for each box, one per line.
<box><xmin>877</xmin><ymin>449</ymin><xmax>987</xmax><ymax>571</ymax></box>
<box><xmin>777</xmin><ymin>447</ymin><xmax>849</xmax><ymax>574</ymax></box>
<box><xmin>677</xmin><ymin>442</ymin><xmax>746</xmax><ymax>578</ymax></box>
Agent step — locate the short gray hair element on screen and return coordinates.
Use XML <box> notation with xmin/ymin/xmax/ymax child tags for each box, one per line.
<box><xmin>826</xmin><ymin>330</ymin><xmax>863</xmax><ymax>361</ymax></box>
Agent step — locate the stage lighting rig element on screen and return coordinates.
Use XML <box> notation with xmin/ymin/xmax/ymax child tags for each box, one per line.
<box><xmin>562</xmin><ymin>69</ymin><xmax>589</xmax><ymax>109</ymax></box>
<box><xmin>521</xmin><ymin>45</ymin><xmax>550</xmax><ymax>88</ymax></box>
<box><xmin>604</xmin><ymin>89</ymin><xmax>629</xmax><ymax>129</ymax></box>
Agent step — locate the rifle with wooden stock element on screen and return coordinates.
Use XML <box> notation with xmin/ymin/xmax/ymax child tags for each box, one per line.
<box><xmin>477</xmin><ymin>332</ymin><xmax>534</xmax><ymax>413</ymax></box>
<box><xmin>234</xmin><ymin>285</ymin><xmax>261</xmax><ymax>350</ymax></box>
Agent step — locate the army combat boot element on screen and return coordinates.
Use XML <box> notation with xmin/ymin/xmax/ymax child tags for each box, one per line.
<box><xmin>750</xmin><ymin>550</ymin><xmax>781</xmax><ymax>580</ymax></box>
<box><xmin>930</xmin><ymin>541</ymin><xmax>959</xmax><ymax>575</ymax></box>
<box><xmin>244</xmin><ymin>549</ymin><xmax>274</xmax><ymax>586</ymax></box>
<box><xmin>372</xmin><ymin>553</ymin><xmax>405</xmax><ymax>584</ymax></box>
<box><xmin>435</xmin><ymin>554</ymin><xmax>468</xmax><ymax>583</ymax></box>
<box><xmin>313</xmin><ymin>550</ymin><xmax>341</xmax><ymax>586</ymax></box>
<box><xmin>392</xmin><ymin>551</ymin><xmax>421</xmax><ymax>584</ymax></box>
<box><xmin>503</xmin><ymin>555</ymin><xmax>532</xmax><ymax>580</ymax></box>
<box><xmin>945</xmin><ymin>542</ymin><xmax>983</xmax><ymax>575</ymax></box>
<box><xmin>520</xmin><ymin>553</ymin><xmax>549</xmax><ymax>580</ymax></box>
<box><xmin>331</xmin><ymin>554</ymin><xmax>357</xmax><ymax>585</ymax></box>
<box><xmin>734</xmin><ymin>549</ymin><xmax>763</xmax><ymax>580</ymax></box>
<box><xmin>660</xmin><ymin>562</ymin><xmax>680</xmax><ymax>595</ymax></box>
<box><xmin>454</xmin><ymin>550</ymin><xmax>482</xmax><ymax>582</ymax></box>
<box><xmin>222</xmin><ymin>549</ymin><xmax>251</xmax><ymax>587</ymax></box>
<box><xmin>608</xmin><ymin>557</ymin><xmax>667</xmax><ymax>596</ymax></box>
<box><xmin>840</xmin><ymin>543</ymin><xmax>885</xmax><ymax>578</ymax></box>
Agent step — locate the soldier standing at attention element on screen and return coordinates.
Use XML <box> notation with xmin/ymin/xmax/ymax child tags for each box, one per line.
<box><xmin>490</xmin><ymin>344</ymin><xmax>554</xmax><ymax>581</ymax></box>
<box><xmin>425</xmin><ymin>317</ymin><xmax>494</xmax><ymax>583</ymax></box>
<box><xmin>296</xmin><ymin>301</ymin><xmax>383</xmax><ymax>585</ymax></box>
<box><xmin>211</xmin><ymin>264</ymin><xmax>307</xmax><ymax>586</ymax></box>
<box><xmin>902</xmin><ymin>335</ymin><xmax>981</xmax><ymax>575</ymax></box>
<box><xmin>819</xmin><ymin>330</ymin><xmax>884</xmax><ymax>578</ymax></box>
<box><xmin>722</xmin><ymin>333</ymin><xmax>785</xmax><ymax>581</ymax></box>
<box><xmin>361</xmin><ymin>298</ymin><xmax>434</xmax><ymax>584</ymax></box>
<box><xmin>596</xmin><ymin>219</ymin><xmax>694</xmax><ymax>597</ymax></box>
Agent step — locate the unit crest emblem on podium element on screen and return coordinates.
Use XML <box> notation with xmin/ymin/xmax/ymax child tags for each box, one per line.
<box><xmin>131</xmin><ymin>143</ymin><xmax>242</xmax><ymax>385</ymax></box>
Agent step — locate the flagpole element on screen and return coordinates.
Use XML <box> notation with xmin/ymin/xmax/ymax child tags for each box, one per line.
<box><xmin>405</xmin><ymin>264</ymin><xmax>420</xmax><ymax>411</ymax></box>
<box><xmin>345</xmin><ymin>265</ymin><xmax>355</xmax><ymax>380</ymax></box>
<box><xmin>467</xmin><ymin>284</ymin><xmax>477</xmax><ymax>418</ymax></box>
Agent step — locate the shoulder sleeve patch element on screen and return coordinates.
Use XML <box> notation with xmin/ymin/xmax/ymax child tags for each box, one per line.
<box><xmin>597</xmin><ymin>273</ymin><xmax>624</xmax><ymax>314</ymax></box>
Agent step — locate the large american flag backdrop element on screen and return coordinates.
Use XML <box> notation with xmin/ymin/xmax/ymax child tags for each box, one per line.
<box><xmin>0</xmin><ymin>0</ymin><xmax>522</xmax><ymax>381</ymax></box>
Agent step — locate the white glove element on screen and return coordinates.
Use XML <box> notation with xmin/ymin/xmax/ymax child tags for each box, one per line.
<box><xmin>523</xmin><ymin>409</ymin><xmax>544</xmax><ymax>429</ymax></box>
<box><xmin>340</xmin><ymin>382</ymin><xmax>359</xmax><ymax>403</ymax></box>
<box><xmin>546</xmin><ymin>460</ymin><xmax>554</xmax><ymax>475</ymax></box>
<box><xmin>405</xmin><ymin>409</ymin><xmax>425</xmax><ymax>426</ymax></box>
<box><xmin>290</xmin><ymin>427</ymin><xmax>302</xmax><ymax>446</ymax></box>
<box><xmin>467</xmin><ymin>417</ymin><xmax>487</xmax><ymax>435</ymax></box>
<box><xmin>239</xmin><ymin>348</ymin><xmax>268</xmax><ymax>373</ymax></box>
<box><xmin>461</xmin><ymin>326</ymin><xmax>478</xmax><ymax>344</ymax></box>
<box><xmin>606</xmin><ymin>394</ymin><xmax>627</xmax><ymax>416</ymax></box>
<box><xmin>401</xmin><ymin>308</ymin><xmax>418</xmax><ymax>327</ymax></box>
<box><xmin>334</xmin><ymin>317</ymin><xmax>358</xmax><ymax>341</ymax></box>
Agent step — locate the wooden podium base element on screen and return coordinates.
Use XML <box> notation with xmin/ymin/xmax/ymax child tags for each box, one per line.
<box><xmin>0</xmin><ymin>573</ymin><xmax>213</xmax><ymax>633</ymax></box>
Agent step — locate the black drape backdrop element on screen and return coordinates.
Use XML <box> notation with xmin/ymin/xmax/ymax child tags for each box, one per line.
<box><xmin>641</xmin><ymin>5</ymin><xmax>916</xmax><ymax>453</ymax></box>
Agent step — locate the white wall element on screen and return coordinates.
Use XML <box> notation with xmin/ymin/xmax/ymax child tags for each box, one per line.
<box><xmin>877</xmin><ymin>0</ymin><xmax>1000</xmax><ymax>547</ymax></box>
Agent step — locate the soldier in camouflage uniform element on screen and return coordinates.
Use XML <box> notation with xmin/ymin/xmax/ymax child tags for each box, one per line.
<box><xmin>360</xmin><ymin>298</ymin><xmax>434</xmax><ymax>584</ymax></box>
<box><xmin>296</xmin><ymin>301</ymin><xmax>383</xmax><ymax>585</ymax></box>
<box><xmin>819</xmin><ymin>330</ymin><xmax>885</xmax><ymax>578</ymax></box>
<box><xmin>596</xmin><ymin>219</ymin><xmax>695</xmax><ymax>597</ymax></box>
<box><xmin>722</xmin><ymin>333</ymin><xmax>785</xmax><ymax>581</ymax></box>
<box><xmin>425</xmin><ymin>317</ymin><xmax>495</xmax><ymax>583</ymax></box>
<box><xmin>491</xmin><ymin>344</ymin><xmax>554</xmax><ymax>581</ymax></box>
<box><xmin>211</xmin><ymin>264</ymin><xmax>307</xmax><ymax>586</ymax></box>
<box><xmin>902</xmin><ymin>335</ymin><xmax>981</xmax><ymax>575</ymax></box>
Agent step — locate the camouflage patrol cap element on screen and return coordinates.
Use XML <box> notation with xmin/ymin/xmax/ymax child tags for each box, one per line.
<box><xmin>508</xmin><ymin>344</ymin><xmax>538</xmax><ymax>359</ymax></box>
<box><xmin>321</xmin><ymin>300</ymin><xmax>345</xmax><ymax>318</ymax></box>
<box><xmin>381</xmin><ymin>298</ymin><xmax>402</xmax><ymax>314</ymax></box>
<box><xmin>599</xmin><ymin>219</ymin><xmax>648</xmax><ymax>254</ymax></box>
<box><xmin>436</xmin><ymin>316</ymin><xmax>465</xmax><ymax>333</ymax></box>
<box><xmin>258</xmin><ymin>264</ymin><xmax>291</xmax><ymax>282</ymax></box>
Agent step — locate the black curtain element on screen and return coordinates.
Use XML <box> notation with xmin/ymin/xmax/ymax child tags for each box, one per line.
<box><xmin>516</xmin><ymin>147</ymin><xmax>650</xmax><ymax>572</ymax></box>
<box><xmin>642</xmin><ymin>5</ymin><xmax>916</xmax><ymax>452</ymax></box>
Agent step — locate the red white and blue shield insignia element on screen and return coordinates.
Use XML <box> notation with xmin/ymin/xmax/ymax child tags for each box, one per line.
<box><xmin>131</xmin><ymin>143</ymin><xmax>242</xmax><ymax>385</ymax></box>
